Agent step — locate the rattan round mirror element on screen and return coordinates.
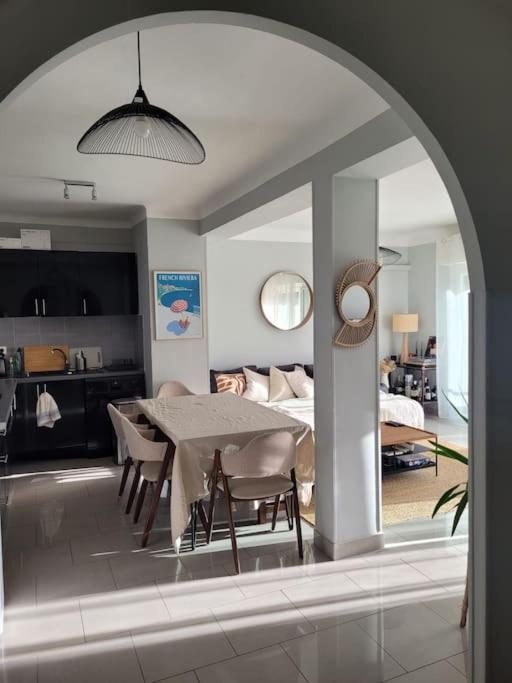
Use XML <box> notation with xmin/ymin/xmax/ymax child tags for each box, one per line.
<box><xmin>334</xmin><ymin>260</ymin><xmax>381</xmax><ymax>347</ymax></box>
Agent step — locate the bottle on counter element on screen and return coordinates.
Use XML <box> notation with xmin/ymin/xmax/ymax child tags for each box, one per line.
<box><xmin>75</xmin><ymin>351</ymin><xmax>85</xmax><ymax>372</ymax></box>
<box><xmin>424</xmin><ymin>377</ymin><xmax>431</xmax><ymax>401</ymax></box>
<box><xmin>0</xmin><ymin>349</ymin><xmax>6</xmax><ymax>377</ymax></box>
<box><xmin>81</xmin><ymin>350</ymin><xmax>87</xmax><ymax>372</ymax></box>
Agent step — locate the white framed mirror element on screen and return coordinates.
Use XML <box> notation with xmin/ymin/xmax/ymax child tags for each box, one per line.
<box><xmin>339</xmin><ymin>283</ymin><xmax>372</xmax><ymax>323</ymax></box>
<box><xmin>260</xmin><ymin>272</ymin><xmax>313</xmax><ymax>331</ymax></box>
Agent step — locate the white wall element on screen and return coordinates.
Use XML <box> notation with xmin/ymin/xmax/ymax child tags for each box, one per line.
<box><xmin>134</xmin><ymin>218</ymin><xmax>209</xmax><ymax>396</ymax></box>
<box><xmin>206</xmin><ymin>239</ymin><xmax>313</xmax><ymax>369</ymax></box>
<box><xmin>408</xmin><ymin>243</ymin><xmax>436</xmax><ymax>353</ymax></box>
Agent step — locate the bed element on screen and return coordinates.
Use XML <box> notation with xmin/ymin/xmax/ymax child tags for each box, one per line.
<box><xmin>209</xmin><ymin>365</ymin><xmax>425</xmax><ymax>504</ymax></box>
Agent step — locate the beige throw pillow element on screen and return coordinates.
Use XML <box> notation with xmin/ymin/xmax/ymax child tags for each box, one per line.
<box><xmin>287</xmin><ymin>365</ymin><xmax>314</xmax><ymax>399</ymax></box>
<box><xmin>269</xmin><ymin>366</ymin><xmax>296</xmax><ymax>402</ymax></box>
<box><xmin>242</xmin><ymin>367</ymin><xmax>270</xmax><ymax>401</ymax></box>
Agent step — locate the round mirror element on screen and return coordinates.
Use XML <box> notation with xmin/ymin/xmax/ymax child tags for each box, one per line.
<box><xmin>340</xmin><ymin>284</ymin><xmax>371</xmax><ymax>323</ymax></box>
<box><xmin>260</xmin><ymin>272</ymin><xmax>313</xmax><ymax>330</ymax></box>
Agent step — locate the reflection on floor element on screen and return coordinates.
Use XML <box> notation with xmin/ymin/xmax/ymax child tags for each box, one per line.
<box><xmin>0</xmin><ymin>458</ymin><xmax>468</xmax><ymax>682</ymax></box>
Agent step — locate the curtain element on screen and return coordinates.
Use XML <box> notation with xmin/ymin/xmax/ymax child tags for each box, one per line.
<box><xmin>436</xmin><ymin>234</ymin><xmax>469</xmax><ymax>419</ymax></box>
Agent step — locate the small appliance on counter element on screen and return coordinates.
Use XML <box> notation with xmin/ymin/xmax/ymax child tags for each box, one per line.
<box><xmin>70</xmin><ymin>347</ymin><xmax>103</xmax><ymax>371</ymax></box>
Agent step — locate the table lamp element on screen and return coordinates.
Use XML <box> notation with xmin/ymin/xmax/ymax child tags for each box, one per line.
<box><xmin>392</xmin><ymin>313</ymin><xmax>419</xmax><ymax>364</ymax></box>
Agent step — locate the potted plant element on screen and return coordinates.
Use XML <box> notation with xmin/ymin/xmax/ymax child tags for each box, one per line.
<box><xmin>431</xmin><ymin>396</ymin><xmax>468</xmax><ymax>627</ymax></box>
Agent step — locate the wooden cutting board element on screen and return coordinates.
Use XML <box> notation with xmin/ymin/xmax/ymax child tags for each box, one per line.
<box><xmin>24</xmin><ymin>345</ymin><xmax>70</xmax><ymax>373</ymax></box>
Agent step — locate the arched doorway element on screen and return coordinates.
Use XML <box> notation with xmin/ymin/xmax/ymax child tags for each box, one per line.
<box><xmin>0</xmin><ymin>7</ymin><xmax>487</xmax><ymax>680</ymax></box>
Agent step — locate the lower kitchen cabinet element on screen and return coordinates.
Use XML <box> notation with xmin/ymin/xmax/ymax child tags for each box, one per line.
<box><xmin>19</xmin><ymin>380</ymin><xmax>86</xmax><ymax>454</ymax></box>
<box><xmin>8</xmin><ymin>373</ymin><xmax>145</xmax><ymax>458</ymax></box>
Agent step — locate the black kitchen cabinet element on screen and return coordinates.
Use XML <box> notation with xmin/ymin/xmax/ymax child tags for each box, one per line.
<box><xmin>0</xmin><ymin>250</ymin><xmax>41</xmax><ymax>317</ymax></box>
<box><xmin>0</xmin><ymin>249</ymin><xmax>138</xmax><ymax>318</ymax></box>
<box><xmin>77</xmin><ymin>252</ymin><xmax>138</xmax><ymax>316</ymax></box>
<box><xmin>7</xmin><ymin>385</ymin><xmax>27</xmax><ymax>455</ymax></box>
<box><xmin>18</xmin><ymin>380</ymin><xmax>86</xmax><ymax>454</ymax></box>
<box><xmin>85</xmin><ymin>374</ymin><xmax>145</xmax><ymax>453</ymax></box>
<box><xmin>8</xmin><ymin>373</ymin><xmax>145</xmax><ymax>458</ymax></box>
<box><xmin>38</xmin><ymin>251</ymin><xmax>83</xmax><ymax>317</ymax></box>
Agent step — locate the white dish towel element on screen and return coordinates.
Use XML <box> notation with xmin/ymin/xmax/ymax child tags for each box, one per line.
<box><xmin>36</xmin><ymin>392</ymin><xmax>62</xmax><ymax>429</ymax></box>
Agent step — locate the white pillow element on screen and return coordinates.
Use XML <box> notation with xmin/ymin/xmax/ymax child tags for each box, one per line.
<box><xmin>242</xmin><ymin>367</ymin><xmax>270</xmax><ymax>401</ymax></box>
<box><xmin>269</xmin><ymin>366</ymin><xmax>296</xmax><ymax>402</ymax></box>
<box><xmin>287</xmin><ymin>366</ymin><xmax>314</xmax><ymax>399</ymax></box>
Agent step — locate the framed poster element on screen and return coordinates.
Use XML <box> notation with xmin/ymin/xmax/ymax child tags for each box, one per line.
<box><xmin>153</xmin><ymin>271</ymin><xmax>203</xmax><ymax>340</ymax></box>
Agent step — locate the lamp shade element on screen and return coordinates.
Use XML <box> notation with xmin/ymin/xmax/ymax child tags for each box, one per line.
<box><xmin>392</xmin><ymin>313</ymin><xmax>418</xmax><ymax>333</ymax></box>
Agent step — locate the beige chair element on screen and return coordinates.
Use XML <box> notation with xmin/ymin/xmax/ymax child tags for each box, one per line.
<box><xmin>107</xmin><ymin>403</ymin><xmax>150</xmax><ymax>503</ymax></box>
<box><xmin>120</xmin><ymin>415</ymin><xmax>174</xmax><ymax>547</ymax></box>
<box><xmin>207</xmin><ymin>431</ymin><xmax>303</xmax><ymax>573</ymax></box>
<box><xmin>157</xmin><ymin>380</ymin><xmax>194</xmax><ymax>398</ymax></box>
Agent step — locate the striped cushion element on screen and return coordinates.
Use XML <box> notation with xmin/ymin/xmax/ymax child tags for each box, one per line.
<box><xmin>215</xmin><ymin>372</ymin><xmax>246</xmax><ymax>395</ymax></box>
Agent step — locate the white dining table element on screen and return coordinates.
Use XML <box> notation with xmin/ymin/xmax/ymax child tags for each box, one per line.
<box><xmin>136</xmin><ymin>392</ymin><xmax>311</xmax><ymax>551</ymax></box>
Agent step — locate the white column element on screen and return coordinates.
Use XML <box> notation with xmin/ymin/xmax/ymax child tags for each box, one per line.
<box><xmin>312</xmin><ymin>174</ymin><xmax>382</xmax><ymax>559</ymax></box>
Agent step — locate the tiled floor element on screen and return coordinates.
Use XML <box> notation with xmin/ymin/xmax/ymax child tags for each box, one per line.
<box><xmin>0</xmin><ymin>457</ymin><xmax>469</xmax><ymax>682</ymax></box>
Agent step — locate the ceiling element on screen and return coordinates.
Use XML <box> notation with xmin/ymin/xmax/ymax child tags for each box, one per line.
<box><xmin>0</xmin><ymin>23</ymin><xmax>387</xmax><ymax>227</ymax></box>
<box><xmin>233</xmin><ymin>158</ymin><xmax>458</xmax><ymax>245</ymax></box>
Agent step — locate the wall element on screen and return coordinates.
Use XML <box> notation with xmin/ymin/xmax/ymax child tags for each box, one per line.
<box><xmin>143</xmin><ymin>218</ymin><xmax>209</xmax><ymax>396</ymax></box>
<box><xmin>0</xmin><ymin>315</ymin><xmax>141</xmax><ymax>366</ymax></box>
<box><xmin>0</xmin><ymin>221</ymin><xmax>133</xmax><ymax>252</ymax></box>
<box><xmin>207</xmin><ymin>239</ymin><xmax>313</xmax><ymax>369</ymax></box>
<box><xmin>377</xmin><ymin>247</ymin><xmax>409</xmax><ymax>358</ymax></box>
<box><xmin>408</xmin><ymin>243</ymin><xmax>436</xmax><ymax>352</ymax></box>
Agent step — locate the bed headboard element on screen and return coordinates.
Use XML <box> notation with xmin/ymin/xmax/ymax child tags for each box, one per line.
<box><xmin>210</xmin><ymin>363</ymin><xmax>314</xmax><ymax>393</ymax></box>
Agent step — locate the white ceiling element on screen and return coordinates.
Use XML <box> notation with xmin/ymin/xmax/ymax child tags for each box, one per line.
<box><xmin>0</xmin><ymin>23</ymin><xmax>387</xmax><ymax>227</ymax></box>
<box><xmin>233</xmin><ymin>158</ymin><xmax>458</xmax><ymax>245</ymax></box>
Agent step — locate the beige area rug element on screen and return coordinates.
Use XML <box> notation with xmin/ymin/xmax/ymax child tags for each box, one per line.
<box><xmin>300</xmin><ymin>441</ymin><xmax>468</xmax><ymax>528</ymax></box>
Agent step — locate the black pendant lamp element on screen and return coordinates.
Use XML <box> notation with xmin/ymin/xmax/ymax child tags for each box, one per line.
<box><xmin>77</xmin><ymin>32</ymin><xmax>205</xmax><ymax>164</ymax></box>
<box><xmin>378</xmin><ymin>246</ymin><xmax>402</xmax><ymax>266</ymax></box>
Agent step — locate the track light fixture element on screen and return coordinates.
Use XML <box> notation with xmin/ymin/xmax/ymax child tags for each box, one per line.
<box><xmin>62</xmin><ymin>180</ymin><xmax>97</xmax><ymax>201</ymax></box>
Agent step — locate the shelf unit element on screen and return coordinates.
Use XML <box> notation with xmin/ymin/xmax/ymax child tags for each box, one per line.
<box><xmin>391</xmin><ymin>362</ymin><xmax>438</xmax><ymax>416</ymax></box>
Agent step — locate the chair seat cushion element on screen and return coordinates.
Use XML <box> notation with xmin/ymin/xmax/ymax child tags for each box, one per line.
<box><xmin>218</xmin><ymin>474</ymin><xmax>292</xmax><ymax>500</ymax></box>
<box><xmin>141</xmin><ymin>461</ymin><xmax>173</xmax><ymax>482</ymax></box>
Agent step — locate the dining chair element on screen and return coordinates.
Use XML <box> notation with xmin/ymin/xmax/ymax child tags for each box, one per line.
<box><xmin>156</xmin><ymin>380</ymin><xmax>194</xmax><ymax>398</ymax></box>
<box><xmin>120</xmin><ymin>415</ymin><xmax>175</xmax><ymax>547</ymax></box>
<box><xmin>107</xmin><ymin>403</ymin><xmax>151</xmax><ymax>502</ymax></box>
<box><xmin>207</xmin><ymin>431</ymin><xmax>303</xmax><ymax>573</ymax></box>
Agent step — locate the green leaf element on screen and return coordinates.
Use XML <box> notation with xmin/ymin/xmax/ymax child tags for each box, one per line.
<box><xmin>442</xmin><ymin>391</ymin><xmax>468</xmax><ymax>424</ymax></box>
<box><xmin>428</xmin><ymin>441</ymin><xmax>468</xmax><ymax>466</ymax></box>
<box><xmin>451</xmin><ymin>488</ymin><xmax>468</xmax><ymax>535</ymax></box>
<box><xmin>432</xmin><ymin>485</ymin><xmax>465</xmax><ymax>518</ymax></box>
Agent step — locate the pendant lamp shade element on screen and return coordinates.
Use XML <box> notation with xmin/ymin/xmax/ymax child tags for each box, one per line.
<box><xmin>77</xmin><ymin>33</ymin><xmax>205</xmax><ymax>164</ymax></box>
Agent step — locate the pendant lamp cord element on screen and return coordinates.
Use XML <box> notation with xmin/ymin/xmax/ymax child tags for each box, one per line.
<box><xmin>137</xmin><ymin>31</ymin><xmax>142</xmax><ymax>88</ymax></box>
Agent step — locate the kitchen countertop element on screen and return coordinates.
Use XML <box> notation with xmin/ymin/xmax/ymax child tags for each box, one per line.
<box><xmin>0</xmin><ymin>379</ymin><xmax>17</xmax><ymax>435</ymax></box>
<box><xmin>14</xmin><ymin>368</ymin><xmax>145</xmax><ymax>384</ymax></box>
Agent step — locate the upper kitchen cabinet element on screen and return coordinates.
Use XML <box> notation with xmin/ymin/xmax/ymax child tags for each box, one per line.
<box><xmin>38</xmin><ymin>251</ymin><xmax>82</xmax><ymax>317</ymax></box>
<box><xmin>0</xmin><ymin>249</ymin><xmax>138</xmax><ymax>317</ymax></box>
<box><xmin>0</xmin><ymin>250</ymin><xmax>41</xmax><ymax>317</ymax></box>
<box><xmin>77</xmin><ymin>252</ymin><xmax>138</xmax><ymax>316</ymax></box>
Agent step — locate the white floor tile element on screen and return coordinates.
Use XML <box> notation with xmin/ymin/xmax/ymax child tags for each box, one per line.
<box><xmin>357</xmin><ymin>603</ymin><xmax>467</xmax><ymax>672</ymax></box>
<box><xmin>159</xmin><ymin>673</ymin><xmax>199</xmax><ymax>683</ymax></box>
<box><xmin>283</xmin><ymin>572</ymin><xmax>380</xmax><ymax>630</ymax></box>
<box><xmin>109</xmin><ymin>551</ymin><xmax>189</xmax><ymax>589</ymax></box>
<box><xmin>0</xmin><ymin>659</ymin><xmax>37</xmax><ymax>683</ymax></box>
<box><xmin>157</xmin><ymin>572</ymin><xmax>244</xmax><ymax>617</ymax></box>
<box><xmin>388</xmin><ymin>659</ymin><xmax>466</xmax><ymax>682</ymax></box>
<box><xmin>282</xmin><ymin>621</ymin><xmax>405</xmax><ymax>683</ymax></box>
<box><xmin>70</xmin><ymin>529</ymin><xmax>139</xmax><ymax>565</ymax></box>
<box><xmin>36</xmin><ymin>559</ymin><xmax>116</xmax><ymax>604</ymax></box>
<box><xmin>1</xmin><ymin>599</ymin><xmax>85</xmax><ymax>658</ymax></box>
<box><xmin>405</xmin><ymin>549</ymin><xmax>467</xmax><ymax>591</ymax></box>
<box><xmin>131</xmin><ymin>612</ymin><xmax>235</xmax><ymax>681</ymax></box>
<box><xmin>197</xmin><ymin>645</ymin><xmax>307</xmax><ymax>683</ymax></box>
<box><xmin>212</xmin><ymin>590</ymin><xmax>313</xmax><ymax>655</ymax></box>
<box><xmin>422</xmin><ymin>593</ymin><xmax>465</xmax><ymax>627</ymax></box>
<box><xmin>37</xmin><ymin>515</ymin><xmax>99</xmax><ymax>546</ymax></box>
<box><xmin>37</xmin><ymin>636</ymin><xmax>144</xmax><ymax>683</ymax></box>
<box><xmin>448</xmin><ymin>652</ymin><xmax>468</xmax><ymax>676</ymax></box>
<box><xmin>80</xmin><ymin>583</ymin><xmax>171</xmax><ymax>640</ymax></box>
<box><xmin>228</xmin><ymin>555</ymin><xmax>312</xmax><ymax>598</ymax></box>
<box><xmin>346</xmin><ymin>558</ymin><xmax>448</xmax><ymax>608</ymax></box>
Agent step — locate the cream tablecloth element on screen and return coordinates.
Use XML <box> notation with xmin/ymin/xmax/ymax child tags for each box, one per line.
<box><xmin>136</xmin><ymin>392</ymin><xmax>312</xmax><ymax>547</ymax></box>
